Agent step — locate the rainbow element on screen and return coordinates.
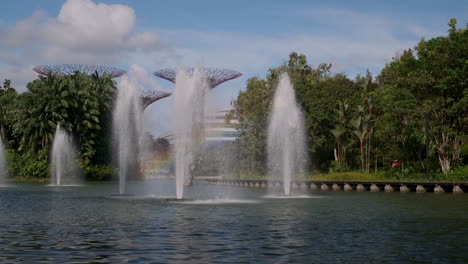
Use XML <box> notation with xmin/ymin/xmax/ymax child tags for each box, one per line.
<box><xmin>141</xmin><ymin>155</ymin><xmax>174</xmax><ymax>177</ymax></box>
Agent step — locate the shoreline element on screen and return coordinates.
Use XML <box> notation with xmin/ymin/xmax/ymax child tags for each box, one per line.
<box><xmin>203</xmin><ymin>178</ymin><xmax>468</xmax><ymax>193</ymax></box>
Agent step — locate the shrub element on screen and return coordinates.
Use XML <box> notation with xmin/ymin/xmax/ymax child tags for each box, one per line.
<box><xmin>20</xmin><ymin>159</ymin><xmax>49</xmax><ymax>179</ymax></box>
<box><xmin>7</xmin><ymin>150</ymin><xmax>49</xmax><ymax>180</ymax></box>
<box><xmin>328</xmin><ymin>160</ymin><xmax>347</xmax><ymax>173</ymax></box>
<box><xmin>444</xmin><ymin>166</ymin><xmax>468</xmax><ymax>182</ymax></box>
<box><xmin>84</xmin><ymin>164</ymin><xmax>117</xmax><ymax>181</ymax></box>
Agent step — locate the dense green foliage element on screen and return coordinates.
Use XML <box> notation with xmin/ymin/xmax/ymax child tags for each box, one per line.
<box><xmin>84</xmin><ymin>164</ymin><xmax>118</xmax><ymax>181</ymax></box>
<box><xmin>231</xmin><ymin>19</ymin><xmax>468</xmax><ymax>179</ymax></box>
<box><xmin>378</xmin><ymin>19</ymin><xmax>468</xmax><ymax>174</ymax></box>
<box><xmin>6</xmin><ymin>150</ymin><xmax>49</xmax><ymax>180</ymax></box>
<box><xmin>0</xmin><ymin>72</ymin><xmax>117</xmax><ymax>181</ymax></box>
<box><xmin>0</xmin><ymin>80</ymin><xmax>19</xmax><ymax>148</ymax></box>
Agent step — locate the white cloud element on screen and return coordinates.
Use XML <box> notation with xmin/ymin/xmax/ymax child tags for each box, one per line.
<box><xmin>150</xmin><ymin>7</ymin><xmax>441</xmax><ymax>80</ymax></box>
<box><xmin>156</xmin><ymin>29</ymin><xmax>411</xmax><ymax>77</ymax></box>
<box><xmin>47</xmin><ymin>0</ymin><xmax>160</xmax><ymax>53</ymax></box>
<box><xmin>133</xmin><ymin>8</ymin><xmax>440</xmax><ymax>112</ymax></box>
<box><xmin>0</xmin><ymin>65</ymin><xmax>37</xmax><ymax>89</ymax></box>
<box><xmin>0</xmin><ymin>0</ymin><xmax>165</xmax><ymax>90</ymax></box>
<box><xmin>125</xmin><ymin>64</ymin><xmax>163</xmax><ymax>92</ymax></box>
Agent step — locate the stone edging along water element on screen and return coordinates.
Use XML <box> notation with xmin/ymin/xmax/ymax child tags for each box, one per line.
<box><xmin>203</xmin><ymin>179</ymin><xmax>468</xmax><ymax>194</ymax></box>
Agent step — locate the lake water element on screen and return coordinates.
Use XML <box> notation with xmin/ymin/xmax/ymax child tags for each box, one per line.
<box><xmin>0</xmin><ymin>180</ymin><xmax>467</xmax><ymax>263</ymax></box>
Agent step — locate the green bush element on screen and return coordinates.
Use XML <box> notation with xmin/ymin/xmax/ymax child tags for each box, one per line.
<box><xmin>20</xmin><ymin>159</ymin><xmax>49</xmax><ymax>179</ymax></box>
<box><xmin>328</xmin><ymin>160</ymin><xmax>347</xmax><ymax>173</ymax></box>
<box><xmin>7</xmin><ymin>150</ymin><xmax>49</xmax><ymax>181</ymax></box>
<box><xmin>84</xmin><ymin>164</ymin><xmax>117</xmax><ymax>181</ymax></box>
<box><xmin>440</xmin><ymin>166</ymin><xmax>468</xmax><ymax>182</ymax></box>
<box><xmin>461</xmin><ymin>144</ymin><xmax>468</xmax><ymax>165</ymax></box>
<box><xmin>382</xmin><ymin>166</ymin><xmax>416</xmax><ymax>181</ymax></box>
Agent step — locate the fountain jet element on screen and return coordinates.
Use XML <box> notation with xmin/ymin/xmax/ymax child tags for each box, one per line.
<box><xmin>51</xmin><ymin>124</ymin><xmax>79</xmax><ymax>185</ymax></box>
<box><xmin>173</xmin><ymin>68</ymin><xmax>209</xmax><ymax>199</ymax></box>
<box><xmin>113</xmin><ymin>75</ymin><xmax>143</xmax><ymax>195</ymax></box>
<box><xmin>0</xmin><ymin>136</ymin><xmax>7</xmax><ymax>185</ymax></box>
<box><xmin>267</xmin><ymin>73</ymin><xmax>306</xmax><ymax>196</ymax></box>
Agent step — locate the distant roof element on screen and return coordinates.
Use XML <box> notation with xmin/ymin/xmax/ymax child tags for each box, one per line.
<box><xmin>154</xmin><ymin>67</ymin><xmax>242</xmax><ymax>88</ymax></box>
<box><xmin>33</xmin><ymin>64</ymin><xmax>126</xmax><ymax>78</ymax></box>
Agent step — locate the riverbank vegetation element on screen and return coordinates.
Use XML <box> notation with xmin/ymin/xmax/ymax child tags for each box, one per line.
<box><xmin>229</xmin><ymin>19</ymin><xmax>467</xmax><ymax>181</ymax></box>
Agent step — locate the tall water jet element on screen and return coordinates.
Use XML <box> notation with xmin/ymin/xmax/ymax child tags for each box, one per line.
<box><xmin>267</xmin><ymin>73</ymin><xmax>306</xmax><ymax>196</ymax></box>
<box><xmin>0</xmin><ymin>136</ymin><xmax>7</xmax><ymax>185</ymax></box>
<box><xmin>113</xmin><ymin>75</ymin><xmax>143</xmax><ymax>195</ymax></box>
<box><xmin>173</xmin><ymin>68</ymin><xmax>209</xmax><ymax>199</ymax></box>
<box><xmin>51</xmin><ymin>124</ymin><xmax>79</xmax><ymax>185</ymax></box>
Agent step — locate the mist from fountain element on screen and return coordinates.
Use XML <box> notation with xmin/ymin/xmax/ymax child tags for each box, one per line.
<box><xmin>0</xmin><ymin>136</ymin><xmax>7</xmax><ymax>185</ymax></box>
<box><xmin>51</xmin><ymin>124</ymin><xmax>79</xmax><ymax>186</ymax></box>
<box><xmin>267</xmin><ymin>73</ymin><xmax>306</xmax><ymax>196</ymax></box>
<box><xmin>113</xmin><ymin>75</ymin><xmax>143</xmax><ymax>195</ymax></box>
<box><xmin>173</xmin><ymin>67</ymin><xmax>209</xmax><ymax>199</ymax></box>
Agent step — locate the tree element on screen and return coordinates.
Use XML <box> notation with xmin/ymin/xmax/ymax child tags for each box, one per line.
<box><xmin>230</xmin><ymin>77</ymin><xmax>272</xmax><ymax>174</ymax></box>
<box><xmin>379</xmin><ymin>19</ymin><xmax>468</xmax><ymax>173</ymax></box>
<box><xmin>0</xmin><ymin>80</ymin><xmax>18</xmax><ymax>148</ymax></box>
<box><xmin>372</xmin><ymin>84</ymin><xmax>425</xmax><ymax>171</ymax></box>
<box><xmin>14</xmin><ymin>72</ymin><xmax>117</xmax><ymax>165</ymax></box>
<box><xmin>331</xmin><ymin>100</ymin><xmax>353</xmax><ymax>168</ymax></box>
<box><xmin>231</xmin><ymin>52</ymin><xmax>361</xmax><ymax>173</ymax></box>
<box><xmin>351</xmin><ymin>106</ymin><xmax>369</xmax><ymax>172</ymax></box>
<box><xmin>353</xmin><ymin>71</ymin><xmax>378</xmax><ymax>173</ymax></box>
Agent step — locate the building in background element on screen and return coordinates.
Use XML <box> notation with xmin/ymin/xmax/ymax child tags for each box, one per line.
<box><xmin>204</xmin><ymin>110</ymin><xmax>239</xmax><ymax>142</ymax></box>
<box><xmin>144</xmin><ymin>109</ymin><xmax>240</xmax><ymax>177</ymax></box>
<box><xmin>197</xmin><ymin>110</ymin><xmax>239</xmax><ymax>176</ymax></box>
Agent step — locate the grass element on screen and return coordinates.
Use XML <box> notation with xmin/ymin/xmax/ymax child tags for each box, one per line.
<box><xmin>226</xmin><ymin>167</ymin><xmax>468</xmax><ymax>182</ymax></box>
<box><xmin>309</xmin><ymin>172</ymin><xmax>383</xmax><ymax>181</ymax></box>
<box><xmin>307</xmin><ymin>171</ymin><xmax>432</xmax><ymax>182</ymax></box>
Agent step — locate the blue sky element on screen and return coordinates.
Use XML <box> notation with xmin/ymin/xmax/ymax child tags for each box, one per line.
<box><xmin>0</xmin><ymin>0</ymin><xmax>466</xmax><ymax>135</ymax></box>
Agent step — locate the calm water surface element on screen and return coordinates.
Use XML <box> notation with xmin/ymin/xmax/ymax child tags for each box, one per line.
<box><xmin>0</xmin><ymin>180</ymin><xmax>467</xmax><ymax>263</ymax></box>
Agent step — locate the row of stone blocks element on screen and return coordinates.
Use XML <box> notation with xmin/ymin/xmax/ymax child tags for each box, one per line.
<box><xmin>206</xmin><ymin>180</ymin><xmax>465</xmax><ymax>194</ymax></box>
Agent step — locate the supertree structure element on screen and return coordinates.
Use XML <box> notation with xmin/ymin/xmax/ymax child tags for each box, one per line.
<box><xmin>33</xmin><ymin>64</ymin><xmax>126</xmax><ymax>78</ymax></box>
<box><xmin>154</xmin><ymin>67</ymin><xmax>242</xmax><ymax>88</ymax></box>
<box><xmin>140</xmin><ymin>90</ymin><xmax>172</xmax><ymax>109</ymax></box>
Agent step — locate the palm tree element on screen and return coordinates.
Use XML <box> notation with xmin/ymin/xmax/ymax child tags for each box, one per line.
<box><xmin>331</xmin><ymin>125</ymin><xmax>346</xmax><ymax>166</ymax></box>
<box><xmin>331</xmin><ymin>100</ymin><xmax>351</xmax><ymax>167</ymax></box>
<box><xmin>351</xmin><ymin>106</ymin><xmax>371</xmax><ymax>172</ymax></box>
<box><xmin>14</xmin><ymin>72</ymin><xmax>117</xmax><ymax>165</ymax></box>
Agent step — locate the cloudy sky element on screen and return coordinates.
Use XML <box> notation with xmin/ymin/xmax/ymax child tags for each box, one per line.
<box><xmin>1</xmin><ymin>0</ymin><xmax>466</xmax><ymax>136</ymax></box>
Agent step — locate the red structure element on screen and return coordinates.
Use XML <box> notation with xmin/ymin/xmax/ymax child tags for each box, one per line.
<box><xmin>154</xmin><ymin>67</ymin><xmax>242</xmax><ymax>88</ymax></box>
<box><xmin>33</xmin><ymin>64</ymin><xmax>126</xmax><ymax>78</ymax></box>
<box><xmin>140</xmin><ymin>90</ymin><xmax>172</xmax><ymax>109</ymax></box>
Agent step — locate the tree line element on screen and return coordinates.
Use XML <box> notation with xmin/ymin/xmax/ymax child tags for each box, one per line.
<box><xmin>229</xmin><ymin>19</ymin><xmax>468</xmax><ymax>179</ymax></box>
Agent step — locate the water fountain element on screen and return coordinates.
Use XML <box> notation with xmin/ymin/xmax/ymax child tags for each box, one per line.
<box><xmin>267</xmin><ymin>73</ymin><xmax>306</xmax><ymax>196</ymax></box>
<box><xmin>113</xmin><ymin>75</ymin><xmax>143</xmax><ymax>195</ymax></box>
<box><xmin>173</xmin><ymin>68</ymin><xmax>209</xmax><ymax>199</ymax></box>
<box><xmin>0</xmin><ymin>136</ymin><xmax>7</xmax><ymax>185</ymax></box>
<box><xmin>50</xmin><ymin>124</ymin><xmax>79</xmax><ymax>185</ymax></box>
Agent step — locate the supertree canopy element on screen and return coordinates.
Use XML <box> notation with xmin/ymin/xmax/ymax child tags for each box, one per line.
<box><xmin>140</xmin><ymin>90</ymin><xmax>172</xmax><ymax>109</ymax></box>
<box><xmin>154</xmin><ymin>67</ymin><xmax>242</xmax><ymax>88</ymax></box>
<box><xmin>33</xmin><ymin>64</ymin><xmax>126</xmax><ymax>78</ymax></box>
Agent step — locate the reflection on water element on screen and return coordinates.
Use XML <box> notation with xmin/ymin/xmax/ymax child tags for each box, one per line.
<box><xmin>171</xmin><ymin>199</ymin><xmax>261</xmax><ymax>205</ymax></box>
<box><xmin>0</xmin><ymin>181</ymin><xmax>467</xmax><ymax>263</ymax></box>
<box><xmin>263</xmin><ymin>195</ymin><xmax>322</xmax><ymax>199</ymax></box>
